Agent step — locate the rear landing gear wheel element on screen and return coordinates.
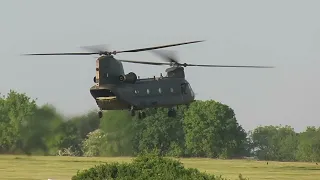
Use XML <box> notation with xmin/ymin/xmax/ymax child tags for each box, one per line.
<box><xmin>138</xmin><ymin>111</ymin><xmax>146</xmax><ymax>119</ymax></box>
<box><xmin>130</xmin><ymin>110</ymin><xmax>135</xmax><ymax>116</ymax></box>
<box><xmin>141</xmin><ymin>111</ymin><xmax>146</xmax><ymax>118</ymax></box>
<box><xmin>168</xmin><ymin>108</ymin><xmax>176</xmax><ymax>117</ymax></box>
<box><xmin>98</xmin><ymin>111</ymin><xmax>103</xmax><ymax>119</ymax></box>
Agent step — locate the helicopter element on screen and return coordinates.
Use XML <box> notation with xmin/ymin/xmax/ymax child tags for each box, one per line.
<box><xmin>23</xmin><ymin>40</ymin><xmax>274</xmax><ymax>119</ymax></box>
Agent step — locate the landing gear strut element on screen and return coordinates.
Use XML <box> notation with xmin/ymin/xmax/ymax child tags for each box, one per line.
<box><xmin>98</xmin><ymin>110</ymin><xmax>103</xmax><ymax>119</ymax></box>
<box><xmin>129</xmin><ymin>106</ymin><xmax>147</xmax><ymax>119</ymax></box>
<box><xmin>130</xmin><ymin>106</ymin><xmax>136</xmax><ymax>116</ymax></box>
<box><xmin>138</xmin><ymin>111</ymin><xmax>146</xmax><ymax>119</ymax></box>
<box><xmin>130</xmin><ymin>109</ymin><xmax>135</xmax><ymax>116</ymax></box>
<box><xmin>168</xmin><ymin>107</ymin><xmax>176</xmax><ymax>117</ymax></box>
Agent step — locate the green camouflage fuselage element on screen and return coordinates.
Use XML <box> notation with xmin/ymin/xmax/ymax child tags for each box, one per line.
<box><xmin>90</xmin><ymin>55</ymin><xmax>195</xmax><ymax>110</ymax></box>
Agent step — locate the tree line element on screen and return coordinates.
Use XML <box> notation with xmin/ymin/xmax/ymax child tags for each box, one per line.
<box><xmin>0</xmin><ymin>90</ymin><xmax>319</xmax><ymax>162</ymax></box>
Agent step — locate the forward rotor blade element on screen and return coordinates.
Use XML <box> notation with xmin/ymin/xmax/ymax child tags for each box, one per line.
<box><xmin>118</xmin><ymin>59</ymin><xmax>171</xmax><ymax>66</ymax></box>
<box><xmin>22</xmin><ymin>52</ymin><xmax>98</xmax><ymax>56</ymax></box>
<box><xmin>21</xmin><ymin>40</ymin><xmax>204</xmax><ymax>56</ymax></box>
<box><xmin>116</xmin><ymin>40</ymin><xmax>204</xmax><ymax>54</ymax></box>
<box><xmin>182</xmin><ymin>64</ymin><xmax>274</xmax><ymax>68</ymax></box>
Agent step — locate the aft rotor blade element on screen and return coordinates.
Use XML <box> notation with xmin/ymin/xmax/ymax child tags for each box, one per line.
<box><xmin>183</xmin><ymin>64</ymin><xmax>274</xmax><ymax>68</ymax></box>
<box><xmin>151</xmin><ymin>50</ymin><xmax>179</xmax><ymax>63</ymax></box>
<box><xmin>118</xmin><ymin>59</ymin><xmax>171</xmax><ymax>66</ymax></box>
<box><xmin>22</xmin><ymin>52</ymin><xmax>98</xmax><ymax>56</ymax></box>
<box><xmin>80</xmin><ymin>44</ymin><xmax>109</xmax><ymax>53</ymax></box>
<box><xmin>116</xmin><ymin>40</ymin><xmax>204</xmax><ymax>54</ymax></box>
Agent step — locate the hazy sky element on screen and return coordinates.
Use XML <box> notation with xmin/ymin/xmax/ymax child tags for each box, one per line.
<box><xmin>1</xmin><ymin>0</ymin><xmax>319</xmax><ymax>132</ymax></box>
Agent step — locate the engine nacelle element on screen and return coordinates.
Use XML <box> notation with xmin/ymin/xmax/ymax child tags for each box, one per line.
<box><xmin>119</xmin><ymin>72</ymin><xmax>137</xmax><ymax>84</ymax></box>
<box><xmin>166</xmin><ymin>67</ymin><xmax>185</xmax><ymax>78</ymax></box>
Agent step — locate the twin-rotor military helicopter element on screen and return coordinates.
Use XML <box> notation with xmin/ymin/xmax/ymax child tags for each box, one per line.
<box><xmin>23</xmin><ymin>40</ymin><xmax>273</xmax><ymax>119</ymax></box>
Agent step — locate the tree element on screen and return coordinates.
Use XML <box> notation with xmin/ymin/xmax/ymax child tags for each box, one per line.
<box><xmin>132</xmin><ymin>106</ymin><xmax>186</xmax><ymax>157</ymax></box>
<box><xmin>0</xmin><ymin>90</ymin><xmax>37</xmax><ymax>154</ymax></box>
<box><xmin>68</xmin><ymin>111</ymin><xmax>100</xmax><ymax>140</ymax></box>
<box><xmin>82</xmin><ymin>129</ymin><xmax>108</xmax><ymax>157</ymax></box>
<box><xmin>33</xmin><ymin>104</ymin><xmax>66</xmax><ymax>155</ymax></box>
<box><xmin>0</xmin><ymin>91</ymin><xmax>73</xmax><ymax>155</ymax></box>
<box><xmin>296</xmin><ymin>126</ymin><xmax>320</xmax><ymax>162</ymax></box>
<box><xmin>99</xmin><ymin>110</ymin><xmax>135</xmax><ymax>156</ymax></box>
<box><xmin>275</xmin><ymin>126</ymin><xmax>299</xmax><ymax>161</ymax></box>
<box><xmin>6</xmin><ymin>89</ymin><xmax>320</xmax><ymax>163</ymax></box>
<box><xmin>183</xmin><ymin>100</ymin><xmax>247</xmax><ymax>158</ymax></box>
<box><xmin>250</xmin><ymin>125</ymin><xmax>298</xmax><ymax>161</ymax></box>
<box><xmin>21</xmin><ymin>104</ymin><xmax>62</xmax><ymax>155</ymax></box>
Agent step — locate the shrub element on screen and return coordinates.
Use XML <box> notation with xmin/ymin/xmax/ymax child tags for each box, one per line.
<box><xmin>71</xmin><ymin>153</ymin><xmax>231</xmax><ymax>180</ymax></box>
<box><xmin>81</xmin><ymin>129</ymin><xmax>108</xmax><ymax>157</ymax></box>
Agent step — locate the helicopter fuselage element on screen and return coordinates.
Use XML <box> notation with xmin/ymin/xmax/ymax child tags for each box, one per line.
<box><xmin>90</xmin><ymin>76</ymin><xmax>195</xmax><ymax>111</ymax></box>
<box><xmin>89</xmin><ymin>55</ymin><xmax>195</xmax><ymax>112</ymax></box>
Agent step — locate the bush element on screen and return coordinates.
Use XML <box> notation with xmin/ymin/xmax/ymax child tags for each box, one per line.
<box><xmin>71</xmin><ymin>153</ymin><xmax>231</xmax><ymax>180</ymax></box>
<box><xmin>81</xmin><ymin>129</ymin><xmax>108</xmax><ymax>157</ymax></box>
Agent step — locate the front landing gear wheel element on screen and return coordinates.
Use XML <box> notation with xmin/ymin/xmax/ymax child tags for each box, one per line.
<box><xmin>98</xmin><ymin>111</ymin><xmax>103</xmax><ymax>119</ymax></box>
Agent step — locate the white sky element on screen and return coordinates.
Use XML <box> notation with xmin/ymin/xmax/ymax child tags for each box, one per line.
<box><xmin>1</xmin><ymin>0</ymin><xmax>319</xmax><ymax>132</ymax></box>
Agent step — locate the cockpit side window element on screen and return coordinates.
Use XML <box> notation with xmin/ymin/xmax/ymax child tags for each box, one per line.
<box><xmin>181</xmin><ymin>83</ymin><xmax>187</xmax><ymax>94</ymax></box>
<box><xmin>187</xmin><ymin>83</ymin><xmax>194</xmax><ymax>97</ymax></box>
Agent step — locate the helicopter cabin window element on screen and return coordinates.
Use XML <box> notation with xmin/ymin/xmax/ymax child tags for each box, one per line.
<box><xmin>181</xmin><ymin>83</ymin><xmax>187</xmax><ymax>94</ymax></box>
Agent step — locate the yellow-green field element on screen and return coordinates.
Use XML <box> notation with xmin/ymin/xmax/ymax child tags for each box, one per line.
<box><xmin>0</xmin><ymin>155</ymin><xmax>319</xmax><ymax>180</ymax></box>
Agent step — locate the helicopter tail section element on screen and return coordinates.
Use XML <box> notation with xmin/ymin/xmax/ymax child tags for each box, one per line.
<box><xmin>95</xmin><ymin>96</ymin><xmax>129</xmax><ymax>110</ymax></box>
<box><xmin>90</xmin><ymin>87</ymin><xmax>130</xmax><ymax>110</ymax></box>
<box><xmin>96</xmin><ymin>56</ymin><xmax>125</xmax><ymax>86</ymax></box>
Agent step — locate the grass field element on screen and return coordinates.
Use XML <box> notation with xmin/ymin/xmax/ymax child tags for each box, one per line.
<box><xmin>0</xmin><ymin>155</ymin><xmax>319</xmax><ymax>180</ymax></box>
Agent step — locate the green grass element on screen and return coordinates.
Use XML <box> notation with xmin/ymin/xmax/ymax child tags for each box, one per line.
<box><xmin>0</xmin><ymin>155</ymin><xmax>319</xmax><ymax>180</ymax></box>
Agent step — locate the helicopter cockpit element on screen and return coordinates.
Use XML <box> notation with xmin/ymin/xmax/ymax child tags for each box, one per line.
<box><xmin>181</xmin><ymin>82</ymin><xmax>194</xmax><ymax>97</ymax></box>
